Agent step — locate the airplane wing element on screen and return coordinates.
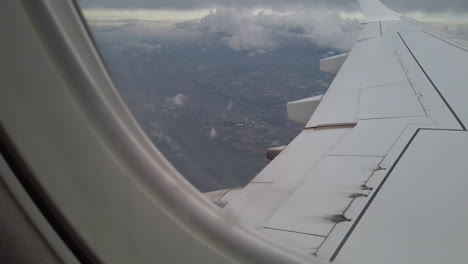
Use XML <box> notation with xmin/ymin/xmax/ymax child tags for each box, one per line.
<box><xmin>208</xmin><ymin>0</ymin><xmax>468</xmax><ymax>263</ymax></box>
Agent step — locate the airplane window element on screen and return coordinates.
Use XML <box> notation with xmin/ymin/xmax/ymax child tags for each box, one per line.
<box><xmin>5</xmin><ymin>1</ymin><xmax>468</xmax><ymax>263</ymax></box>
<box><xmin>75</xmin><ymin>0</ymin><xmax>468</xmax><ymax>195</ymax></box>
<box><xmin>75</xmin><ymin>1</ymin><xmax>361</xmax><ymax>193</ymax></box>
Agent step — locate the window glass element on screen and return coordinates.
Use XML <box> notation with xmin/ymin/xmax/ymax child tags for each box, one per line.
<box><xmin>76</xmin><ymin>0</ymin><xmax>468</xmax><ymax>193</ymax></box>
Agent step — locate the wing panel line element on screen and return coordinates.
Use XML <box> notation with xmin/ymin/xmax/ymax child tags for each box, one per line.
<box><xmin>330</xmin><ymin>127</ymin><xmax>466</xmax><ymax>261</ymax></box>
<box><xmin>398</xmin><ymin>32</ymin><xmax>466</xmax><ymax>130</ymax></box>
<box><xmin>262</xmin><ymin>227</ymin><xmax>327</xmax><ymax>238</ymax></box>
<box><xmin>423</xmin><ymin>31</ymin><xmax>468</xmax><ymax>53</ymax></box>
<box><xmin>329</xmin><ymin>31</ymin><xmax>468</xmax><ymax>262</ymax></box>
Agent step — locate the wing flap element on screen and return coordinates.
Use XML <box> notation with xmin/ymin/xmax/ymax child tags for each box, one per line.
<box><xmin>331</xmin><ymin>117</ymin><xmax>434</xmax><ymax>157</ymax></box>
<box><xmin>306</xmin><ymin>42</ymin><xmax>366</xmax><ymax>128</ymax></box>
<box><xmin>263</xmin><ymin>156</ymin><xmax>382</xmax><ymax>237</ymax></box>
<box><xmin>359</xmin><ymin>83</ymin><xmax>426</xmax><ymax>119</ymax></box>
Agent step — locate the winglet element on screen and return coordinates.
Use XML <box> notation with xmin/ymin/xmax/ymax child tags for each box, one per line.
<box><xmin>358</xmin><ymin>0</ymin><xmax>401</xmax><ymax>22</ymax></box>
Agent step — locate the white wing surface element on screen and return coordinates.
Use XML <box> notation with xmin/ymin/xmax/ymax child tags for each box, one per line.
<box><xmin>209</xmin><ymin>0</ymin><xmax>468</xmax><ymax>262</ymax></box>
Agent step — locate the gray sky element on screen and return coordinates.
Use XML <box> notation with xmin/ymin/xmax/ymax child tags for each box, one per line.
<box><xmin>79</xmin><ymin>0</ymin><xmax>468</xmax><ymax>14</ymax></box>
<box><xmin>82</xmin><ymin>0</ymin><xmax>468</xmax><ymax>53</ymax></box>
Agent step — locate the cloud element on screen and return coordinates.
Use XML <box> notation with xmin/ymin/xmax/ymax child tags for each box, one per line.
<box><xmin>87</xmin><ymin>6</ymin><xmax>468</xmax><ymax>53</ymax></box>
<box><xmin>88</xmin><ymin>8</ymin><xmax>361</xmax><ymax>52</ymax></box>
<box><xmin>199</xmin><ymin>9</ymin><xmax>276</xmax><ymax>51</ymax></box>
<box><xmin>226</xmin><ymin>101</ymin><xmax>233</xmax><ymax>111</ymax></box>
<box><xmin>79</xmin><ymin>0</ymin><xmax>468</xmax><ymax>15</ymax></box>
<box><xmin>198</xmin><ymin>8</ymin><xmax>361</xmax><ymax>51</ymax></box>
<box><xmin>248</xmin><ymin>49</ymin><xmax>267</xmax><ymax>57</ymax></box>
<box><xmin>322</xmin><ymin>50</ymin><xmax>336</xmax><ymax>58</ymax></box>
<box><xmin>167</xmin><ymin>94</ymin><xmax>188</xmax><ymax>107</ymax></box>
<box><xmin>79</xmin><ymin>0</ymin><xmax>356</xmax><ymax>11</ymax></box>
<box><xmin>209</xmin><ymin>127</ymin><xmax>218</xmax><ymax>139</ymax></box>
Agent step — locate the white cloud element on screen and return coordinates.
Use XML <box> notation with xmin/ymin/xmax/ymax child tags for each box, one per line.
<box><xmin>199</xmin><ymin>8</ymin><xmax>361</xmax><ymax>51</ymax></box>
<box><xmin>79</xmin><ymin>0</ymin><xmax>468</xmax><ymax>15</ymax></box>
<box><xmin>88</xmin><ymin>7</ymin><xmax>361</xmax><ymax>52</ymax></box>
<box><xmin>200</xmin><ymin>9</ymin><xmax>277</xmax><ymax>50</ymax></box>
<box><xmin>322</xmin><ymin>50</ymin><xmax>336</xmax><ymax>58</ymax></box>
<box><xmin>167</xmin><ymin>94</ymin><xmax>188</xmax><ymax>107</ymax></box>
<box><xmin>226</xmin><ymin>101</ymin><xmax>233</xmax><ymax>111</ymax></box>
<box><xmin>210</xmin><ymin>127</ymin><xmax>218</xmax><ymax>139</ymax></box>
<box><xmin>248</xmin><ymin>49</ymin><xmax>267</xmax><ymax>57</ymax></box>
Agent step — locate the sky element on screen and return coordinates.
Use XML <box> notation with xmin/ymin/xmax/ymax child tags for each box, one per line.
<box><xmin>80</xmin><ymin>0</ymin><xmax>468</xmax><ymax>54</ymax></box>
<box><xmin>79</xmin><ymin>0</ymin><xmax>468</xmax><ymax>13</ymax></box>
<box><xmin>79</xmin><ymin>0</ymin><xmax>468</xmax><ymax>21</ymax></box>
